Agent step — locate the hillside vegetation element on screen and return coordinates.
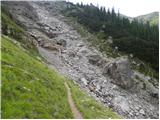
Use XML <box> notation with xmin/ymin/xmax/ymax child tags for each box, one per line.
<box><xmin>63</xmin><ymin>2</ymin><xmax>159</xmax><ymax>74</ymax></box>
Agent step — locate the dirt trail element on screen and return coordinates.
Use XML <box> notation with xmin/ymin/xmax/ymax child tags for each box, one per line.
<box><xmin>64</xmin><ymin>82</ymin><xmax>83</xmax><ymax>119</ymax></box>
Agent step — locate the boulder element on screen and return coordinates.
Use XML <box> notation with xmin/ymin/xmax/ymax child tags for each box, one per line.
<box><xmin>111</xmin><ymin>96</ymin><xmax>130</xmax><ymax>112</ymax></box>
<box><xmin>146</xmin><ymin>82</ymin><xmax>159</xmax><ymax>98</ymax></box>
<box><xmin>77</xmin><ymin>42</ymin><xmax>84</xmax><ymax>47</ymax></box>
<box><xmin>102</xmin><ymin>56</ymin><xmax>133</xmax><ymax>89</ymax></box>
<box><xmin>47</xmin><ymin>32</ymin><xmax>58</xmax><ymax>38</ymax></box>
<box><xmin>78</xmin><ymin>47</ymin><xmax>88</xmax><ymax>54</ymax></box>
<box><xmin>56</xmin><ymin>39</ymin><xmax>67</xmax><ymax>47</ymax></box>
<box><xmin>88</xmin><ymin>55</ymin><xmax>101</xmax><ymax>64</ymax></box>
<box><xmin>42</xmin><ymin>42</ymin><xmax>60</xmax><ymax>51</ymax></box>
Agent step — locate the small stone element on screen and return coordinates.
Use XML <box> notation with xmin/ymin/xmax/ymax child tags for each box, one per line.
<box><xmin>139</xmin><ymin>109</ymin><xmax>145</xmax><ymax>115</ymax></box>
<box><xmin>129</xmin><ymin>112</ymin><xmax>133</xmax><ymax>116</ymax></box>
<box><xmin>129</xmin><ymin>54</ymin><xmax>133</xmax><ymax>58</ymax></box>
<box><xmin>77</xmin><ymin>42</ymin><xmax>84</xmax><ymax>47</ymax></box>
<box><xmin>135</xmin><ymin>112</ymin><xmax>138</xmax><ymax>116</ymax></box>
<box><xmin>81</xmin><ymin>78</ymin><xmax>88</xmax><ymax>86</ymax></box>
<box><xmin>115</xmin><ymin>46</ymin><xmax>118</xmax><ymax>50</ymax></box>
<box><xmin>128</xmin><ymin>100</ymin><xmax>132</xmax><ymax>104</ymax></box>
<box><xmin>135</xmin><ymin>106</ymin><xmax>139</xmax><ymax>110</ymax></box>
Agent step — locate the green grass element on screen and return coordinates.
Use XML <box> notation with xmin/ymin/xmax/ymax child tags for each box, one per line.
<box><xmin>1</xmin><ymin>35</ymin><xmax>73</xmax><ymax>119</ymax></box>
<box><xmin>67</xmin><ymin>80</ymin><xmax>121</xmax><ymax>119</ymax></box>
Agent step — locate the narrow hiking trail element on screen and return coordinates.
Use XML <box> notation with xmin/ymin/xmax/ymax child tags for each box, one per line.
<box><xmin>64</xmin><ymin>82</ymin><xmax>83</xmax><ymax>119</ymax></box>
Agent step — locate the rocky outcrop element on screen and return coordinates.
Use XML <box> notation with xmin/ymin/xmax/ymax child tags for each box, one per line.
<box><xmin>103</xmin><ymin>56</ymin><xmax>133</xmax><ymax>89</ymax></box>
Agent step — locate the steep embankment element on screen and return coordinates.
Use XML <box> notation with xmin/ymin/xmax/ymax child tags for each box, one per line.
<box><xmin>1</xmin><ymin>2</ymin><xmax>120</xmax><ymax>119</ymax></box>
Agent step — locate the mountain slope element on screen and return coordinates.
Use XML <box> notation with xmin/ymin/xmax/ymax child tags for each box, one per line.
<box><xmin>1</xmin><ymin>3</ymin><xmax>120</xmax><ymax>119</ymax></box>
<box><xmin>135</xmin><ymin>12</ymin><xmax>159</xmax><ymax>25</ymax></box>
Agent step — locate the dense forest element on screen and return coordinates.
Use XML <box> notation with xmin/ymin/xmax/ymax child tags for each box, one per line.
<box><xmin>63</xmin><ymin>2</ymin><xmax>159</xmax><ymax>72</ymax></box>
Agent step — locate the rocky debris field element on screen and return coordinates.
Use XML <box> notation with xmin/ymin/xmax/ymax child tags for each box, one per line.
<box><xmin>3</xmin><ymin>1</ymin><xmax>159</xmax><ymax>119</ymax></box>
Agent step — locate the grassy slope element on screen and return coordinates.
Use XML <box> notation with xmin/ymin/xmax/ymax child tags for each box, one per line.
<box><xmin>1</xmin><ymin>36</ymin><xmax>73</xmax><ymax>118</ymax></box>
<box><xmin>67</xmin><ymin>80</ymin><xmax>121</xmax><ymax>119</ymax></box>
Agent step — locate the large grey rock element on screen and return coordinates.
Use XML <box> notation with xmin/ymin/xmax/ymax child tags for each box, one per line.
<box><xmin>56</xmin><ymin>39</ymin><xmax>67</xmax><ymax>47</ymax></box>
<box><xmin>78</xmin><ymin>47</ymin><xmax>88</xmax><ymax>54</ymax></box>
<box><xmin>146</xmin><ymin>82</ymin><xmax>159</xmax><ymax>98</ymax></box>
<box><xmin>87</xmin><ymin>54</ymin><xmax>106</xmax><ymax>67</ymax></box>
<box><xmin>103</xmin><ymin>56</ymin><xmax>133</xmax><ymax>89</ymax></box>
<box><xmin>41</xmin><ymin>41</ymin><xmax>60</xmax><ymax>51</ymax></box>
<box><xmin>87</xmin><ymin>55</ymin><xmax>101</xmax><ymax>65</ymax></box>
<box><xmin>111</xmin><ymin>96</ymin><xmax>130</xmax><ymax>112</ymax></box>
<box><xmin>77</xmin><ymin>42</ymin><xmax>85</xmax><ymax>47</ymax></box>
